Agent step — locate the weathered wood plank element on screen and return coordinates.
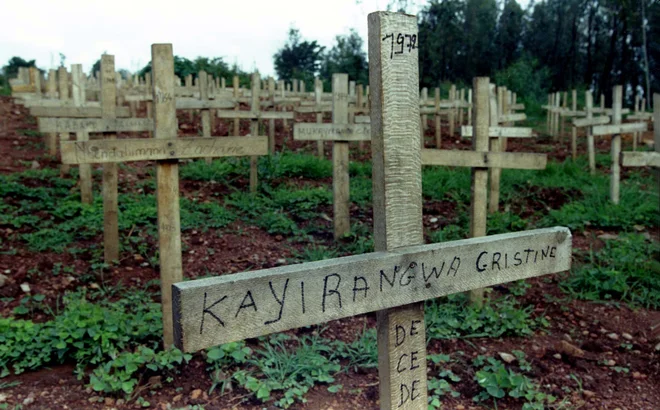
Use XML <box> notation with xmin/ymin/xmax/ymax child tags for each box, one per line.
<box><xmin>173</xmin><ymin>227</ymin><xmax>572</xmax><ymax>351</ymax></box>
<box><xmin>498</xmin><ymin>113</ymin><xmax>526</xmax><ymax>122</ymax></box>
<box><xmin>355</xmin><ymin>115</ymin><xmax>371</xmax><ymax>124</ymax></box>
<box><xmin>61</xmin><ymin>137</ymin><xmax>268</xmax><ymax>164</ymax></box>
<box><xmin>176</xmin><ymin>99</ymin><xmax>235</xmax><ymax>110</ymax></box>
<box><xmin>39</xmin><ymin>117</ymin><xmax>153</xmax><ymax>133</ymax></box>
<box><xmin>592</xmin><ymin>122</ymin><xmax>648</xmax><ymax>136</ymax></box>
<box><xmin>293</xmin><ymin>123</ymin><xmax>371</xmax><ymax>141</ymax></box>
<box><xmin>573</xmin><ymin>116</ymin><xmax>609</xmax><ymax>127</ymax></box>
<box><xmin>621</xmin><ymin>151</ymin><xmax>660</xmax><ymax>168</ymax></box>
<box><xmin>30</xmin><ymin>106</ymin><xmax>130</xmax><ymax>118</ymax></box>
<box><xmin>421</xmin><ymin>149</ymin><xmax>546</xmax><ymax>169</ymax></box>
<box><xmin>461</xmin><ymin>125</ymin><xmax>533</xmax><ymax>138</ymax></box>
<box><xmin>216</xmin><ymin>110</ymin><xmax>294</xmax><ymax>120</ymax></box>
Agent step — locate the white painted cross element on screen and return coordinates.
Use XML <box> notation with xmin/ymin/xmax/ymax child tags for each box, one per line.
<box><xmin>293</xmin><ymin>73</ymin><xmax>371</xmax><ymax>239</ymax></box>
<box><xmin>172</xmin><ymin>13</ymin><xmax>572</xmax><ymax>410</ymax></box>
<box><xmin>591</xmin><ymin>86</ymin><xmax>648</xmax><ymax>204</ymax></box>
<box><xmin>571</xmin><ymin>91</ymin><xmax>609</xmax><ymax>174</ymax></box>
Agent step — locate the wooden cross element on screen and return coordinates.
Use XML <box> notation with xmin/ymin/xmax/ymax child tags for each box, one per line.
<box><xmin>215</xmin><ymin>74</ymin><xmax>294</xmax><ymax>191</ymax></box>
<box><xmin>571</xmin><ymin>91</ymin><xmax>610</xmax><ymax>174</ymax></box>
<box><xmin>59</xmin><ymin>45</ymin><xmax>267</xmax><ymax>347</ymax></box>
<box><xmin>591</xmin><ymin>86</ymin><xmax>648</xmax><ymax>204</ymax></box>
<box><xmin>293</xmin><ymin>73</ymin><xmax>371</xmax><ymax>240</ymax></box>
<box><xmin>172</xmin><ymin>14</ymin><xmax>572</xmax><ymax>410</ymax></box>
<box><xmin>627</xmin><ymin>95</ymin><xmax>653</xmax><ymax>150</ymax></box>
<box><xmin>295</xmin><ymin>78</ymin><xmax>332</xmax><ymax>158</ymax></box>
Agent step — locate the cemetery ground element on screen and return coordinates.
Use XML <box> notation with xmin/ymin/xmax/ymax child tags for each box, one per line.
<box><xmin>0</xmin><ymin>95</ymin><xmax>658</xmax><ymax>410</ymax></box>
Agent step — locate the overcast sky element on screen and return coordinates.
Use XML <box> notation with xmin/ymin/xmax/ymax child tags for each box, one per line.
<box><xmin>2</xmin><ymin>0</ymin><xmax>528</xmax><ymax>78</ymax></box>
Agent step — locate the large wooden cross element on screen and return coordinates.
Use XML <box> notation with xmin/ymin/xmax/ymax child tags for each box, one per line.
<box><xmin>293</xmin><ymin>73</ymin><xmax>371</xmax><ymax>239</ymax></box>
<box><xmin>172</xmin><ymin>13</ymin><xmax>572</xmax><ymax>409</ymax></box>
<box><xmin>295</xmin><ymin>78</ymin><xmax>333</xmax><ymax>158</ymax></box>
<box><xmin>59</xmin><ymin>45</ymin><xmax>267</xmax><ymax>347</ymax></box>
<box><xmin>591</xmin><ymin>86</ymin><xmax>648</xmax><ymax>204</ymax></box>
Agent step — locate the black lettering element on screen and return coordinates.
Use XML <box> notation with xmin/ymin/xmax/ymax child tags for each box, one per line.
<box><xmin>396</xmin><ymin>353</ymin><xmax>408</xmax><ymax>372</ymax></box>
<box><xmin>380</xmin><ymin>267</ymin><xmax>397</xmax><ymax>291</ymax></box>
<box><xmin>534</xmin><ymin>250</ymin><xmax>539</xmax><ymax>263</ymax></box>
<box><xmin>410</xmin><ymin>379</ymin><xmax>421</xmax><ymax>401</ymax></box>
<box><xmin>352</xmin><ymin>276</ymin><xmax>369</xmax><ymax>302</ymax></box>
<box><xmin>300</xmin><ymin>281</ymin><xmax>305</xmax><ymax>314</ymax></box>
<box><xmin>550</xmin><ymin>246</ymin><xmax>557</xmax><ymax>257</ymax></box>
<box><xmin>541</xmin><ymin>246</ymin><xmax>549</xmax><ymax>259</ymax></box>
<box><xmin>322</xmin><ymin>274</ymin><xmax>342</xmax><ymax>312</ymax></box>
<box><xmin>410</xmin><ymin>319</ymin><xmax>421</xmax><ymax>336</ymax></box>
<box><xmin>264</xmin><ymin>279</ymin><xmax>289</xmax><ymax>325</ymax></box>
<box><xmin>398</xmin><ymin>383</ymin><xmax>410</xmax><ymax>407</ymax></box>
<box><xmin>235</xmin><ymin>290</ymin><xmax>257</xmax><ymax>318</ymax></box>
<box><xmin>524</xmin><ymin>249</ymin><xmax>534</xmax><ymax>263</ymax></box>
<box><xmin>399</xmin><ymin>262</ymin><xmax>417</xmax><ymax>286</ymax></box>
<box><xmin>513</xmin><ymin>251</ymin><xmax>522</xmax><ymax>266</ymax></box>
<box><xmin>395</xmin><ymin>324</ymin><xmax>406</xmax><ymax>347</ymax></box>
<box><xmin>447</xmin><ymin>256</ymin><xmax>461</xmax><ymax>276</ymax></box>
<box><xmin>200</xmin><ymin>292</ymin><xmax>226</xmax><ymax>335</ymax></box>
<box><xmin>504</xmin><ymin>253</ymin><xmax>509</xmax><ymax>268</ymax></box>
<box><xmin>491</xmin><ymin>252</ymin><xmax>502</xmax><ymax>271</ymax></box>
<box><xmin>476</xmin><ymin>251</ymin><xmax>488</xmax><ymax>272</ymax></box>
<box><xmin>410</xmin><ymin>351</ymin><xmax>420</xmax><ymax>370</ymax></box>
<box><xmin>422</xmin><ymin>261</ymin><xmax>445</xmax><ymax>281</ymax></box>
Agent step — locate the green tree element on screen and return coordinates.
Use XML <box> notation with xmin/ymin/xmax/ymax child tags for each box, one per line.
<box><xmin>320</xmin><ymin>29</ymin><xmax>368</xmax><ymax>86</ymax></box>
<box><xmin>2</xmin><ymin>57</ymin><xmax>37</xmax><ymax>78</ymax></box>
<box><xmin>273</xmin><ymin>28</ymin><xmax>325</xmax><ymax>88</ymax></box>
<box><xmin>463</xmin><ymin>0</ymin><xmax>498</xmax><ymax>79</ymax></box>
<box><xmin>495</xmin><ymin>0</ymin><xmax>524</xmax><ymax>70</ymax></box>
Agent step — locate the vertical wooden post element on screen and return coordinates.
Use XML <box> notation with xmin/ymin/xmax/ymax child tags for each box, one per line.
<box><xmin>357</xmin><ymin>83</ymin><xmax>366</xmax><ymax>151</ymax></box>
<box><xmin>600</xmin><ymin>94</ymin><xmax>605</xmax><ymax>111</ymax></box>
<box><xmin>610</xmin><ymin>85</ymin><xmax>622</xmax><ymax>204</ymax></box>
<box><xmin>198</xmin><ymin>70</ymin><xmax>213</xmax><ymax>164</ymax></box>
<box><xmin>420</xmin><ymin>87</ymin><xmax>428</xmax><ymax>135</ymax></box>
<box><xmin>633</xmin><ymin>94</ymin><xmax>640</xmax><ymax>151</ymax></box>
<box><xmin>654</xmin><ymin>94</ymin><xmax>660</xmax><ymax>187</ymax></box>
<box><xmin>586</xmin><ymin>91</ymin><xmax>596</xmax><ymax>175</ymax></box>
<box><xmin>71</xmin><ymin>64</ymin><xmax>93</xmax><ymax>204</ymax></box>
<box><xmin>546</xmin><ymin>94</ymin><xmax>551</xmax><ymax>135</ymax></box>
<box><xmin>316</xmin><ymin>78</ymin><xmax>325</xmax><ymax>158</ymax></box>
<box><xmin>449</xmin><ymin>84</ymin><xmax>456</xmax><ymax>137</ymax></box>
<box><xmin>152</xmin><ymin>44</ymin><xmax>182</xmax><ymax>349</ymax></box>
<box><xmin>209</xmin><ymin>73</ymin><xmax>217</xmax><ymax>132</ymax></box>
<box><xmin>459</xmin><ymin>88</ymin><xmax>465</xmax><ymax>125</ymax></box>
<box><xmin>560</xmin><ymin>91</ymin><xmax>568</xmax><ymax>141</ymax></box>
<box><xmin>332</xmin><ymin>74</ymin><xmax>350</xmax><ymax>240</ymax></box>
<box><xmin>489</xmin><ymin>86</ymin><xmax>503</xmax><ymax>214</ymax></box>
<box><xmin>369</xmin><ymin>12</ymin><xmax>427</xmax><ymax>410</ymax></box>
<box><xmin>58</xmin><ymin>67</ymin><xmax>71</xmax><ymax>175</ymax></box>
<box><xmin>571</xmin><ymin>89</ymin><xmax>577</xmax><ymax>160</ymax></box>
<box><xmin>468</xmin><ymin>77</ymin><xmax>490</xmax><ymax>307</ymax></box>
<box><xmin>268</xmin><ymin>78</ymin><xmax>276</xmax><ymax>153</ymax></box>
<box><xmin>249</xmin><ymin>73</ymin><xmax>260</xmax><ymax>192</ymax></box>
<box><xmin>233</xmin><ymin>76</ymin><xmax>240</xmax><ymax>136</ymax></box>
<box><xmin>434</xmin><ymin>87</ymin><xmax>441</xmax><ymax>148</ymax></box>
<box><xmin>100</xmin><ymin>55</ymin><xmax>119</xmax><ymax>264</ymax></box>
<box><xmin>467</xmin><ymin>88</ymin><xmax>473</xmax><ymax>126</ymax></box>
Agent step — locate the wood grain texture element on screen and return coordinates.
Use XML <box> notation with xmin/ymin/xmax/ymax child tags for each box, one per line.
<box><xmin>572</xmin><ymin>115</ymin><xmax>609</xmax><ymax>128</ymax></box>
<box><xmin>152</xmin><ymin>44</ymin><xmax>182</xmax><ymax>349</ymax></box>
<box><xmin>40</xmin><ymin>117</ymin><xmax>153</xmax><ymax>133</ymax></box>
<box><xmin>71</xmin><ymin>64</ymin><xmax>93</xmax><ymax>205</ymax></box>
<box><xmin>172</xmin><ymin>227</ymin><xmax>572</xmax><ymax>350</ymax></box>
<box><xmin>249</xmin><ymin>73</ymin><xmax>260</xmax><ymax>192</ymax></box>
<box><xmin>488</xmin><ymin>85</ymin><xmax>501</xmax><ymax>214</ymax></box>
<box><xmin>368</xmin><ymin>12</ymin><xmax>426</xmax><ymax>410</ymax></box>
<box><xmin>610</xmin><ymin>85</ymin><xmax>622</xmax><ymax>204</ymax></box>
<box><xmin>421</xmin><ymin>149</ymin><xmax>546</xmax><ymax>169</ymax></box>
<box><xmin>460</xmin><ymin>126</ymin><xmax>533</xmax><ymax>138</ymax></box>
<box><xmin>293</xmin><ymin>123</ymin><xmax>371</xmax><ymax>141</ymax></box>
<box><xmin>31</xmin><ymin>106</ymin><xmax>131</xmax><ymax>118</ymax></box>
<box><xmin>100</xmin><ymin>55</ymin><xmax>119</xmax><ymax>264</ymax></box>
<box><xmin>332</xmin><ymin>74</ymin><xmax>350</xmax><ymax>239</ymax></box>
<box><xmin>592</xmin><ymin>122</ymin><xmax>648</xmax><ymax>136</ymax></box>
<box><xmin>61</xmin><ymin>137</ymin><xmax>268</xmax><ymax>164</ymax></box>
<box><xmin>621</xmin><ymin>151</ymin><xmax>660</xmax><ymax>168</ymax></box>
<box><xmin>468</xmin><ymin>78</ymin><xmax>490</xmax><ymax>306</ymax></box>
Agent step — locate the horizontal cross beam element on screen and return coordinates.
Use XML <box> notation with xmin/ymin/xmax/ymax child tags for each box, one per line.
<box><xmin>216</xmin><ymin>110</ymin><xmax>294</xmax><ymax>120</ymax></box>
<box><xmin>461</xmin><ymin>125</ymin><xmax>533</xmax><ymax>138</ymax></box>
<box><xmin>498</xmin><ymin>113</ymin><xmax>526</xmax><ymax>122</ymax></box>
<box><xmin>30</xmin><ymin>106</ymin><xmax>131</xmax><ymax>118</ymax></box>
<box><xmin>572</xmin><ymin>116</ymin><xmax>609</xmax><ymax>127</ymax></box>
<box><xmin>61</xmin><ymin>136</ymin><xmax>268</xmax><ymax>164</ymax></box>
<box><xmin>621</xmin><ymin>151</ymin><xmax>660</xmax><ymax>168</ymax></box>
<box><xmin>173</xmin><ymin>227</ymin><xmax>572</xmax><ymax>351</ymax></box>
<box><xmin>422</xmin><ymin>149</ymin><xmax>547</xmax><ymax>169</ymax></box>
<box><xmin>39</xmin><ymin>117</ymin><xmax>153</xmax><ymax>133</ymax></box>
<box><xmin>176</xmin><ymin>99</ymin><xmax>235</xmax><ymax>110</ymax></box>
<box><xmin>293</xmin><ymin>123</ymin><xmax>371</xmax><ymax>141</ymax></box>
<box><xmin>592</xmin><ymin>122</ymin><xmax>648</xmax><ymax>136</ymax></box>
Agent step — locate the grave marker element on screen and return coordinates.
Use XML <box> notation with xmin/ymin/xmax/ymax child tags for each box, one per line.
<box><xmin>61</xmin><ymin>45</ymin><xmax>268</xmax><ymax>347</ymax></box>
<box><xmin>591</xmin><ymin>86</ymin><xmax>648</xmax><ymax>204</ymax></box>
<box><xmin>294</xmin><ymin>78</ymin><xmax>332</xmax><ymax>158</ymax></box>
<box><xmin>571</xmin><ymin>91</ymin><xmax>608</xmax><ymax>174</ymax></box>
<box><xmin>293</xmin><ymin>74</ymin><xmax>370</xmax><ymax>239</ymax></box>
<box><xmin>173</xmin><ymin>17</ymin><xmax>572</xmax><ymax>410</ymax></box>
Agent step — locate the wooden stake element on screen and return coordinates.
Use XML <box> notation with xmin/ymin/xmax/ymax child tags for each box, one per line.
<box><xmin>100</xmin><ymin>55</ymin><xmax>119</xmax><ymax>264</ymax></box>
<box><xmin>611</xmin><ymin>86</ymin><xmax>622</xmax><ymax>204</ymax></box>
<box><xmin>468</xmin><ymin>77</ymin><xmax>490</xmax><ymax>307</ymax></box>
<box><xmin>152</xmin><ymin>44</ymin><xmax>182</xmax><ymax>349</ymax></box>
<box><xmin>249</xmin><ymin>73</ymin><xmax>260</xmax><ymax>192</ymax></box>
<box><xmin>332</xmin><ymin>74</ymin><xmax>350</xmax><ymax>239</ymax></box>
<box><xmin>199</xmin><ymin>70</ymin><xmax>212</xmax><ymax>164</ymax></box>
<box><xmin>71</xmin><ymin>64</ymin><xmax>93</xmax><ymax>204</ymax></box>
<box><xmin>488</xmin><ymin>86</ymin><xmax>503</xmax><ymax>214</ymax></box>
<box><xmin>571</xmin><ymin>89</ymin><xmax>577</xmax><ymax>160</ymax></box>
<box><xmin>233</xmin><ymin>76</ymin><xmax>240</xmax><ymax>136</ymax></box>
<box><xmin>58</xmin><ymin>67</ymin><xmax>71</xmax><ymax>176</ymax></box>
<box><xmin>316</xmin><ymin>78</ymin><xmax>325</xmax><ymax>158</ymax></box>
<box><xmin>434</xmin><ymin>88</ymin><xmax>441</xmax><ymax>148</ymax></box>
